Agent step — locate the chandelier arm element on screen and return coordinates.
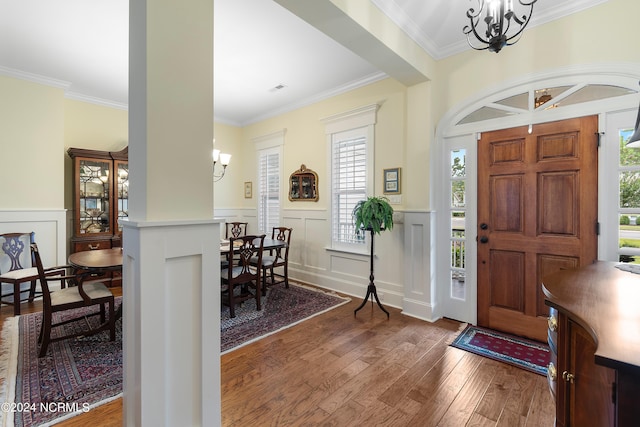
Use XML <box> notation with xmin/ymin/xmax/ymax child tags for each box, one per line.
<box><xmin>466</xmin><ymin>36</ymin><xmax>491</xmax><ymax>51</ymax></box>
<box><xmin>463</xmin><ymin>7</ymin><xmax>491</xmax><ymax>49</ymax></box>
<box><xmin>504</xmin><ymin>9</ymin><xmax>534</xmax><ymax>42</ymax></box>
<box><xmin>504</xmin><ymin>32</ymin><xmax>525</xmax><ymax>47</ymax></box>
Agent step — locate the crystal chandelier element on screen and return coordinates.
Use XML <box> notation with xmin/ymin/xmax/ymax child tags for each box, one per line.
<box><xmin>463</xmin><ymin>0</ymin><xmax>537</xmax><ymax>53</ymax></box>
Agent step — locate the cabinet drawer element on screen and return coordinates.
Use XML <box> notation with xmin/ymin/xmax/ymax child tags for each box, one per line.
<box><xmin>73</xmin><ymin>239</ymin><xmax>112</xmax><ymax>252</ymax></box>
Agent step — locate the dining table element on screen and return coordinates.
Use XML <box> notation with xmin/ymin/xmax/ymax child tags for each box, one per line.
<box><xmin>219</xmin><ymin>237</ymin><xmax>287</xmax><ymax>254</ymax></box>
<box><xmin>68</xmin><ymin>247</ymin><xmax>123</xmax><ymax>318</ymax></box>
<box><xmin>68</xmin><ymin>247</ymin><xmax>123</xmax><ymax>272</ymax></box>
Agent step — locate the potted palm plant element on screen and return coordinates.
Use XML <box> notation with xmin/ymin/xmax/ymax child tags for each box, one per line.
<box><xmin>351</xmin><ymin>195</ymin><xmax>394</xmax><ymax>319</ymax></box>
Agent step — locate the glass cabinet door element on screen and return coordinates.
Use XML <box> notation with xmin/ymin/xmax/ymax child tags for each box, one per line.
<box><xmin>115</xmin><ymin>160</ymin><xmax>129</xmax><ymax>235</ymax></box>
<box><xmin>78</xmin><ymin>159</ymin><xmax>111</xmax><ymax>235</ymax></box>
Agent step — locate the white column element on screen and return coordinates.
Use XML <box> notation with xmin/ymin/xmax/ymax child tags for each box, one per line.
<box><xmin>126</xmin><ymin>0</ymin><xmax>220</xmax><ymax>426</ymax></box>
<box><xmin>122</xmin><ymin>220</ymin><xmax>220</xmax><ymax>426</ymax></box>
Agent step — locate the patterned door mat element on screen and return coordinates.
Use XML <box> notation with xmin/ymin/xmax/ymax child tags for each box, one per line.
<box><xmin>450</xmin><ymin>324</ymin><xmax>550</xmax><ymax>376</ymax></box>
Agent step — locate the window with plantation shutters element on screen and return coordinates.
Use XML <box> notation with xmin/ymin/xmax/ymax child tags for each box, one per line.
<box><xmin>332</xmin><ymin>129</ymin><xmax>368</xmax><ymax>247</ymax></box>
<box><xmin>323</xmin><ymin>104</ymin><xmax>377</xmax><ymax>251</ymax></box>
<box><xmin>258</xmin><ymin>148</ymin><xmax>280</xmax><ymax>233</ymax></box>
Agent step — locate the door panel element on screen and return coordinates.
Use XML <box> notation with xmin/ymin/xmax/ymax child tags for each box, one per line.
<box><xmin>491</xmin><ymin>175</ymin><xmax>523</xmax><ymax>232</ymax></box>
<box><xmin>489</xmin><ymin>250</ymin><xmax>524</xmax><ymax>310</ymax></box>
<box><xmin>539</xmin><ymin>172</ymin><xmax>578</xmax><ymax>236</ymax></box>
<box><xmin>478</xmin><ymin>116</ymin><xmax>598</xmax><ymax>342</ymax></box>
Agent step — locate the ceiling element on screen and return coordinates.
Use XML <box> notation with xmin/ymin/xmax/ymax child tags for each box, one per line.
<box><xmin>0</xmin><ymin>0</ymin><xmax>609</xmax><ymax>126</ymax></box>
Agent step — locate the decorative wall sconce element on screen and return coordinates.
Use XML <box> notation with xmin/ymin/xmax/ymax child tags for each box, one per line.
<box><xmin>212</xmin><ymin>139</ymin><xmax>231</xmax><ymax>182</ymax></box>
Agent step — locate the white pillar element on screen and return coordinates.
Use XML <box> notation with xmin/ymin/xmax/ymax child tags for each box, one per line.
<box><xmin>126</xmin><ymin>1</ymin><xmax>220</xmax><ymax>425</ymax></box>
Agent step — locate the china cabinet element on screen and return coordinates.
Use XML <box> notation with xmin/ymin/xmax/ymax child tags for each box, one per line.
<box><xmin>68</xmin><ymin>147</ymin><xmax>128</xmax><ymax>255</ymax></box>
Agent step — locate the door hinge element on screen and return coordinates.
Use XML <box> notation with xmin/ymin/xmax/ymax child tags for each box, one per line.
<box><xmin>596</xmin><ymin>131</ymin><xmax>604</xmax><ymax>147</ymax></box>
<box><xmin>596</xmin><ymin>222</ymin><xmax>600</xmax><ymax>235</ymax></box>
<box><xmin>612</xmin><ymin>381</ymin><xmax>617</xmax><ymax>404</ymax></box>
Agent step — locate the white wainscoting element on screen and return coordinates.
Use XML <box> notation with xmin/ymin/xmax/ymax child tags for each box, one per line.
<box><xmin>214</xmin><ymin>208</ymin><xmax>258</xmax><ymax>240</ymax></box>
<box><xmin>214</xmin><ymin>207</ymin><xmax>435</xmax><ymax>319</ymax></box>
<box><xmin>402</xmin><ymin>210</ymin><xmax>437</xmax><ymax>321</ymax></box>
<box><xmin>0</xmin><ymin>209</ymin><xmax>67</xmax><ymax>267</ymax></box>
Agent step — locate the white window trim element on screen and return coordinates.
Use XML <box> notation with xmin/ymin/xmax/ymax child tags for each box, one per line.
<box><xmin>253</xmin><ymin>129</ymin><xmax>285</xmax><ymax>233</ymax></box>
<box><xmin>600</xmin><ymin>109</ymin><xmax>639</xmax><ymax>262</ymax></box>
<box><xmin>323</xmin><ymin>104</ymin><xmax>378</xmax><ymax>253</ymax></box>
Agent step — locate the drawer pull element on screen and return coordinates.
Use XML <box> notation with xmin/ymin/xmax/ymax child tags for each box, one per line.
<box><xmin>88</xmin><ymin>244</ymin><xmax>100</xmax><ymax>250</ymax></box>
<box><xmin>547</xmin><ymin>315</ymin><xmax>558</xmax><ymax>332</ymax></box>
<box><xmin>562</xmin><ymin>371</ymin><xmax>575</xmax><ymax>384</ymax></box>
<box><xmin>547</xmin><ymin>362</ymin><xmax>557</xmax><ymax>381</ymax></box>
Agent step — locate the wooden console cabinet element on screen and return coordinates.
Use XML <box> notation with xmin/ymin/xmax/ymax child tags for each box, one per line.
<box><xmin>68</xmin><ymin>147</ymin><xmax>128</xmax><ymax>285</ymax></box>
<box><xmin>543</xmin><ymin>262</ymin><xmax>640</xmax><ymax>427</ymax></box>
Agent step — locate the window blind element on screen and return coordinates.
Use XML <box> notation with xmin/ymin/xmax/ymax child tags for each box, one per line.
<box><xmin>258</xmin><ymin>150</ymin><xmax>280</xmax><ymax>233</ymax></box>
<box><xmin>332</xmin><ymin>135</ymin><xmax>367</xmax><ymax>245</ymax></box>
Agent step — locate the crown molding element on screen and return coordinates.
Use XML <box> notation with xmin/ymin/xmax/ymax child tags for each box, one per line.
<box><xmin>0</xmin><ymin>65</ymin><xmax>71</xmax><ymax>90</ymax></box>
<box><xmin>65</xmin><ymin>91</ymin><xmax>128</xmax><ymax>111</ymax></box>
<box><xmin>372</xmin><ymin>0</ymin><xmax>611</xmax><ymax>60</ymax></box>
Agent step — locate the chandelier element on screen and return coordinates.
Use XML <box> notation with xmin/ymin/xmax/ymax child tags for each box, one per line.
<box><xmin>212</xmin><ymin>139</ymin><xmax>231</xmax><ymax>182</ymax></box>
<box><xmin>463</xmin><ymin>0</ymin><xmax>538</xmax><ymax>53</ymax></box>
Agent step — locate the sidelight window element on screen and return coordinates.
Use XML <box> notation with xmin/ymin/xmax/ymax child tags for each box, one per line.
<box><xmin>450</xmin><ymin>149</ymin><xmax>467</xmax><ymax>299</ymax></box>
<box><xmin>618</xmin><ymin>128</ymin><xmax>640</xmax><ymax>263</ymax></box>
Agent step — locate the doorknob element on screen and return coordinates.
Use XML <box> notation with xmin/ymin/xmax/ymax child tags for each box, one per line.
<box><xmin>480</xmin><ymin>236</ymin><xmax>489</xmax><ymax>243</ymax></box>
<box><xmin>562</xmin><ymin>371</ymin><xmax>575</xmax><ymax>384</ymax></box>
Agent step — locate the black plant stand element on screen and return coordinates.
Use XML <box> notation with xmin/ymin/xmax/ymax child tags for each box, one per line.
<box><xmin>354</xmin><ymin>229</ymin><xmax>390</xmax><ymax>319</ymax></box>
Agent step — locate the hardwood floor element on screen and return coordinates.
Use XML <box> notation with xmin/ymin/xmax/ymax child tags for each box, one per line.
<box><xmin>1</xmin><ymin>287</ymin><xmax>555</xmax><ymax>426</ymax></box>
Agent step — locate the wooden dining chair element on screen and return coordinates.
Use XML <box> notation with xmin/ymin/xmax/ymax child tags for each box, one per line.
<box><xmin>221</xmin><ymin>234</ymin><xmax>265</xmax><ymax>318</ymax></box>
<box><xmin>31</xmin><ymin>243</ymin><xmax>116</xmax><ymax>358</ymax></box>
<box><xmin>254</xmin><ymin>227</ymin><xmax>292</xmax><ymax>296</ymax></box>
<box><xmin>0</xmin><ymin>232</ymin><xmax>65</xmax><ymax>315</ymax></box>
<box><xmin>225</xmin><ymin>222</ymin><xmax>248</xmax><ymax>239</ymax></box>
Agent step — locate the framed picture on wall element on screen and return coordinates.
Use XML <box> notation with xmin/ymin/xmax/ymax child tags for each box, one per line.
<box><xmin>383</xmin><ymin>168</ymin><xmax>401</xmax><ymax>194</ymax></box>
<box><xmin>244</xmin><ymin>181</ymin><xmax>252</xmax><ymax>198</ymax></box>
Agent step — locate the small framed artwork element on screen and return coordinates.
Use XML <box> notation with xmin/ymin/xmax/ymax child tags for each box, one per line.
<box><xmin>383</xmin><ymin>168</ymin><xmax>401</xmax><ymax>194</ymax></box>
<box><xmin>244</xmin><ymin>181</ymin><xmax>252</xmax><ymax>198</ymax></box>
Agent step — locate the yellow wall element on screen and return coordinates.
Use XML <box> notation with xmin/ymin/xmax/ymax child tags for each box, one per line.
<box><xmin>236</xmin><ymin>78</ymin><xmax>409</xmax><ymax>211</ymax></box>
<box><xmin>433</xmin><ymin>0</ymin><xmax>640</xmax><ymax>123</ymax></box>
<box><xmin>0</xmin><ymin>76</ymin><xmax>64</xmax><ymax>209</ymax></box>
<box><xmin>64</xmin><ymin>99</ymin><xmax>128</xmax><ymax>151</ymax></box>
<box><xmin>212</xmin><ymin>122</ymin><xmax>243</xmax><ymax>208</ymax></box>
<box><xmin>63</xmin><ymin>99</ymin><xmax>128</xmax><ymax>209</ymax></box>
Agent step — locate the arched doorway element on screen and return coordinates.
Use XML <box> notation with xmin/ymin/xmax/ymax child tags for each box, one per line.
<box><xmin>432</xmin><ymin>64</ymin><xmax>640</xmax><ymax>326</ymax></box>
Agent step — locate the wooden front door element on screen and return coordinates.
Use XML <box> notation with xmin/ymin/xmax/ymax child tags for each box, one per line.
<box><xmin>477</xmin><ymin>116</ymin><xmax>598</xmax><ymax>342</ymax></box>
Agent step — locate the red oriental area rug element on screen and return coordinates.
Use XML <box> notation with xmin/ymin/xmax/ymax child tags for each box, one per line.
<box><xmin>450</xmin><ymin>325</ymin><xmax>550</xmax><ymax>376</ymax></box>
<box><xmin>4</xmin><ymin>298</ymin><xmax>124</xmax><ymax>427</ymax></box>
